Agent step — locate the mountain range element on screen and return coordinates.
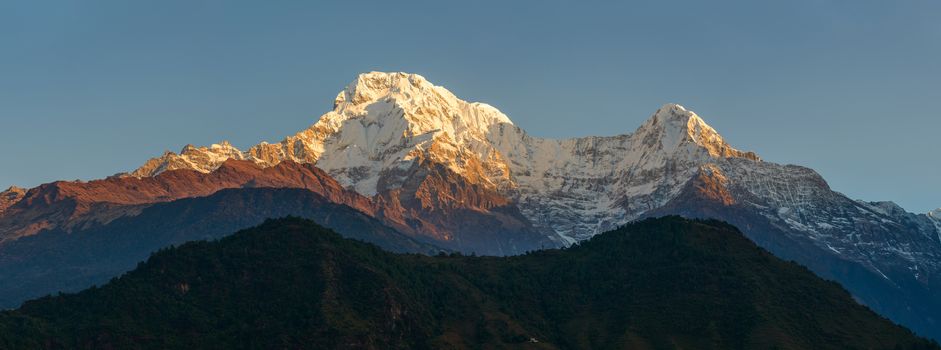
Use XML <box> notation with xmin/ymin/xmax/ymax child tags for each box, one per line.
<box><xmin>0</xmin><ymin>72</ymin><xmax>938</xmax><ymax>340</ymax></box>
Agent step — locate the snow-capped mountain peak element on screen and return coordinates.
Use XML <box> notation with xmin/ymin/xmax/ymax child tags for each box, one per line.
<box><xmin>634</xmin><ymin>103</ymin><xmax>760</xmax><ymax>161</ymax></box>
<box><xmin>337</xmin><ymin>72</ymin><xmax>455</xmax><ymax>109</ymax></box>
<box><xmin>326</xmin><ymin>72</ymin><xmax>513</xmax><ymax>138</ymax></box>
<box><xmin>298</xmin><ymin>72</ymin><xmax>517</xmax><ymax>194</ymax></box>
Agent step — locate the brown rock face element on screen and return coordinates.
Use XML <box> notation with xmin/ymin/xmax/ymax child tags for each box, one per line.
<box><xmin>0</xmin><ymin>160</ymin><xmax>373</xmax><ymax>242</ymax></box>
<box><xmin>0</xmin><ymin>187</ymin><xmax>26</xmax><ymax>215</ymax></box>
<box><xmin>689</xmin><ymin>165</ymin><xmax>735</xmax><ymax>206</ymax></box>
<box><xmin>372</xmin><ymin>162</ymin><xmax>555</xmax><ymax>255</ymax></box>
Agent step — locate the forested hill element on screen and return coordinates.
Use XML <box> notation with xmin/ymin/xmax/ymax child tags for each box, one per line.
<box><xmin>0</xmin><ymin>216</ymin><xmax>935</xmax><ymax>349</ymax></box>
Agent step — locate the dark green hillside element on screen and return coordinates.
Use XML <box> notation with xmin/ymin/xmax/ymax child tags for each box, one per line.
<box><xmin>0</xmin><ymin>216</ymin><xmax>934</xmax><ymax>349</ymax></box>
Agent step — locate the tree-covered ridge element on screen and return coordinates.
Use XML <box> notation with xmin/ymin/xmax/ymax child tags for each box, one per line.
<box><xmin>0</xmin><ymin>216</ymin><xmax>935</xmax><ymax>349</ymax></box>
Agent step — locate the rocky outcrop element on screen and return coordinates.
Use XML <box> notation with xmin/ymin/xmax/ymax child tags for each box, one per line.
<box><xmin>0</xmin><ymin>186</ymin><xmax>25</xmax><ymax>215</ymax></box>
<box><xmin>373</xmin><ymin>161</ymin><xmax>558</xmax><ymax>254</ymax></box>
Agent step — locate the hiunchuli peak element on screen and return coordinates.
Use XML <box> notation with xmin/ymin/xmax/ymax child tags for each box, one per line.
<box><xmin>326</xmin><ymin>72</ymin><xmax>513</xmax><ymax>137</ymax></box>
<box><xmin>335</xmin><ymin>72</ymin><xmax>438</xmax><ymax>107</ymax></box>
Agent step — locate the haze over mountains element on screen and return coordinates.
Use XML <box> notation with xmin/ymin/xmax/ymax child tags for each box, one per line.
<box><xmin>0</xmin><ymin>72</ymin><xmax>939</xmax><ymax>340</ymax></box>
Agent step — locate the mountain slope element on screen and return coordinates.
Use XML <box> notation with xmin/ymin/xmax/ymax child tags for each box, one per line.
<box><xmin>0</xmin><ymin>216</ymin><xmax>935</xmax><ymax>350</ymax></box>
<box><xmin>0</xmin><ymin>187</ymin><xmax>440</xmax><ymax>308</ymax></box>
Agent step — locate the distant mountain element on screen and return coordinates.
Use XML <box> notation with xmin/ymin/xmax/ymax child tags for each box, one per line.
<box><xmin>1</xmin><ymin>72</ymin><xmax>938</xmax><ymax>338</ymax></box>
<box><xmin>0</xmin><ymin>187</ymin><xmax>440</xmax><ymax>308</ymax></box>
<box><xmin>0</xmin><ymin>217</ymin><xmax>934</xmax><ymax>349</ymax></box>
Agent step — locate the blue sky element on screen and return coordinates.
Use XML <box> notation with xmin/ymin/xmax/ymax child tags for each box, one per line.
<box><xmin>1</xmin><ymin>0</ymin><xmax>938</xmax><ymax>212</ymax></box>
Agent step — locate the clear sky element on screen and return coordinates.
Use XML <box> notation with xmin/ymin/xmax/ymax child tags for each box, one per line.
<box><xmin>1</xmin><ymin>0</ymin><xmax>938</xmax><ymax>212</ymax></box>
